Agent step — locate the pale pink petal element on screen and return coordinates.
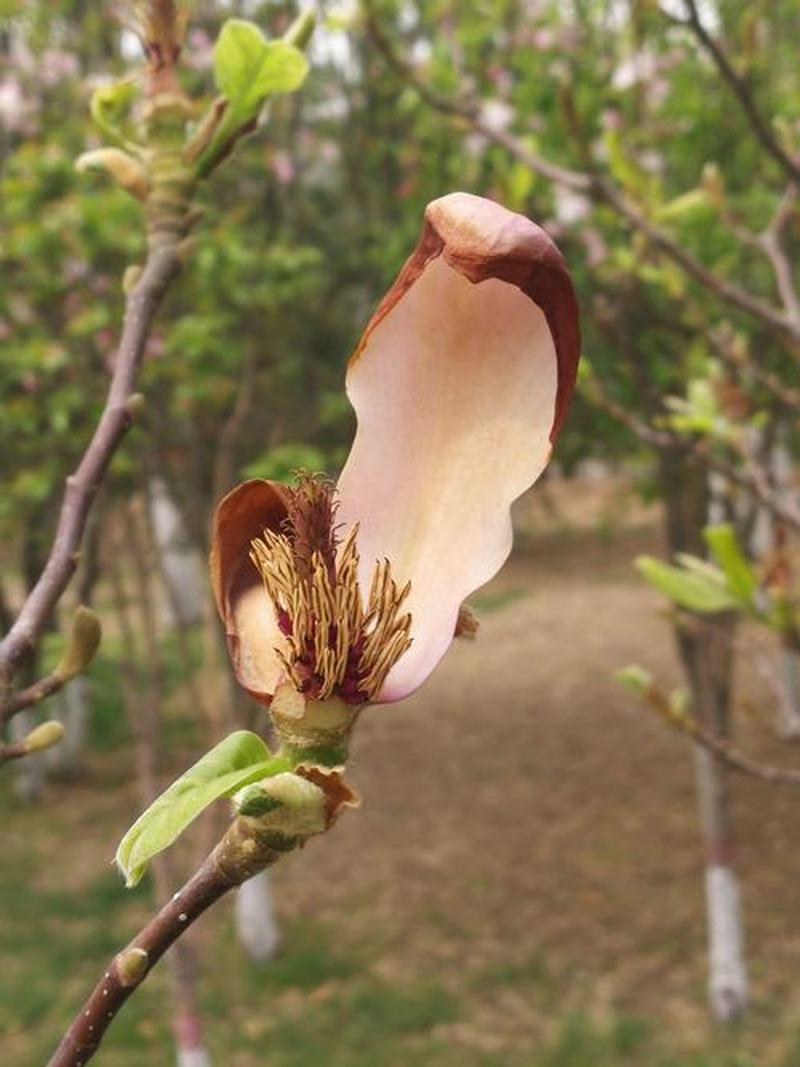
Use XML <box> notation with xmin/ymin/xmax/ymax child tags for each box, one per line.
<box><xmin>337</xmin><ymin>192</ymin><xmax>580</xmax><ymax>701</ymax></box>
<box><xmin>209</xmin><ymin>479</ymin><xmax>290</xmax><ymax>703</ymax></box>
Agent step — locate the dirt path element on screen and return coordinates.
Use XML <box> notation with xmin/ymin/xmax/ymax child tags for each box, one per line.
<box><xmin>274</xmin><ymin>517</ymin><xmax>800</xmax><ymax>1055</ymax></box>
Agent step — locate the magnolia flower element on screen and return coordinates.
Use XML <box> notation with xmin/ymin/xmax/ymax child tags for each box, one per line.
<box><xmin>210</xmin><ymin>192</ymin><xmax>579</xmax><ymax>709</ymax></box>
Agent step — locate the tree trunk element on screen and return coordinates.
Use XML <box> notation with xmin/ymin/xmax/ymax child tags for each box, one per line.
<box><xmin>147</xmin><ymin>477</ymin><xmax>204</xmax><ymax>627</ymax></box>
<box><xmin>659</xmin><ymin>447</ymin><xmax>748</xmax><ymax>1021</ymax></box>
<box><xmin>235</xmin><ymin>870</ymin><xmax>282</xmax><ymax>962</ymax></box>
<box><xmin>9</xmin><ymin>709</ymin><xmax>47</xmax><ymax>800</ymax></box>
<box><xmin>109</xmin><ymin>507</ymin><xmax>214</xmax><ymax>1067</ymax></box>
<box><xmin>777</xmin><ymin>647</ymin><xmax>800</xmax><ymax>741</ymax></box>
<box><xmin>45</xmin><ymin>675</ymin><xmax>91</xmax><ymax>779</ymax></box>
<box><xmin>741</xmin><ymin>436</ymin><xmax>800</xmax><ymax>739</ymax></box>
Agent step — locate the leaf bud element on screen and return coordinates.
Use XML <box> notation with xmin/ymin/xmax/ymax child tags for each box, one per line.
<box><xmin>23</xmin><ymin>720</ymin><xmax>65</xmax><ymax>754</ymax></box>
<box><xmin>125</xmin><ymin>393</ymin><xmax>146</xmax><ymax>419</ymax></box>
<box><xmin>55</xmin><ymin>606</ymin><xmax>102</xmax><ymax>682</ymax></box>
<box><xmin>122</xmin><ymin>265</ymin><xmax>142</xmax><ymax>293</ymax></box>
<box><xmin>615</xmin><ymin>664</ymin><xmax>653</xmax><ymax>694</ymax></box>
<box><xmin>116</xmin><ymin>947</ymin><xmax>149</xmax><ymax>987</ymax></box>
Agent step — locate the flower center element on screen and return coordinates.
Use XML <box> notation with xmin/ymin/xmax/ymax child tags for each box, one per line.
<box><xmin>250</xmin><ymin>475</ymin><xmax>412</xmax><ymax>704</ymax></box>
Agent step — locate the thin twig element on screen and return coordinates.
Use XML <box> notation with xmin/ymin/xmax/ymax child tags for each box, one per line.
<box><xmin>709</xmin><ymin>325</ymin><xmax>800</xmax><ymax>412</ymax></box>
<box><xmin>645</xmin><ymin>680</ymin><xmax>800</xmax><ymax>786</ymax></box>
<box><xmin>46</xmin><ymin>841</ymin><xmax>256</xmax><ymax>1067</ymax></box>
<box><xmin>3</xmin><ymin>669</ymin><xmax>68</xmax><ymax>720</ymax></box>
<box><xmin>584</xmin><ymin>372</ymin><xmax>800</xmax><ymax>534</ymax></box>
<box><xmin>758</xmin><ymin>185</ymin><xmax>800</xmax><ymax>327</ymax></box>
<box><xmin>678</xmin><ymin>0</ymin><xmax>800</xmax><ymax>187</ymax></box>
<box><xmin>0</xmin><ymin>739</ymin><xmax>30</xmax><ymax>765</ymax></box>
<box><xmin>0</xmin><ymin>246</ymin><xmax>181</xmax><ymax>703</ymax></box>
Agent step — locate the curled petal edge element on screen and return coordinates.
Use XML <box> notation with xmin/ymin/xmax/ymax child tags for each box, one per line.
<box><xmin>209</xmin><ymin>479</ymin><xmax>290</xmax><ymax>704</ymax></box>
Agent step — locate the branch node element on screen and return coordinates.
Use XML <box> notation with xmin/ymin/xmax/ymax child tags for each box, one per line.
<box><xmin>115</xmin><ymin>947</ymin><xmax>149</xmax><ymax>988</ymax></box>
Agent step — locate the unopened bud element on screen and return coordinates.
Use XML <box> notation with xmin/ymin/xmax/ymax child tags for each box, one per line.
<box><xmin>668</xmin><ymin>687</ymin><xmax>691</xmax><ymax>720</ymax></box>
<box><xmin>126</xmin><ymin>393</ymin><xmax>145</xmax><ymax>419</ymax></box>
<box><xmin>122</xmin><ymin>265</ymin><xmax>142</xmax><ymax>293</ymax></box>
<box><xmin>76</xmin><ymin>149</ymin><xmax>151</xmax><ymax>201</ymax></box>
<box><xmin>700</xmin><ymin>163</ymin><xmax>725</xmax><ymax>207</ymax></box>
<box><xmin>55</xmin><ymin>606</ymin><xmax>102</xmax><ymax>681</ymax></box>
<box><xmin>615</xmin><ymin>664</ymin><xmax>653</xmax><ymax>694</ymax></box>
<box><xmin>23</xmin><ymin>720</ymin><xmax>65</xmax><ymax>754</ymax></box>
<box><xmin>116</xmin><ymin>947</ymin><xmax>149</xmax><ymax>987</ymax></box>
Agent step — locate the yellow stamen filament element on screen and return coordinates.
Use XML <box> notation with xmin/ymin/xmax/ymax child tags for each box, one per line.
<box><xmin>250</xmin><ymin>524</ymin><xmax>412</xmax><ymax>703</ymax></box>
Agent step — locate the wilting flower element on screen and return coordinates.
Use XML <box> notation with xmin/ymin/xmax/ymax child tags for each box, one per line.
<box><xmin>210</xmin><ymin>192</ymin><xmax>580</xmax><ymax>709</ymax></box>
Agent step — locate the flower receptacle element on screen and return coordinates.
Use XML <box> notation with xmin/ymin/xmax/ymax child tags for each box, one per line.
<box><xmin>269</xmin><ymin>682</ymin><xmax>357</xmax><ymax>766</ymax></box>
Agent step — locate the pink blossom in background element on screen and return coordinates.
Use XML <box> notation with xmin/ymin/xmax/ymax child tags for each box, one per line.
<box><xmin>270</xmin><ymin>150</ymin><xmax>296</xmax><ymax>185</ymax></box>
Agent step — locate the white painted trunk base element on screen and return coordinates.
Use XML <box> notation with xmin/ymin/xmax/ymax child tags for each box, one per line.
<box><xmin>46</xmin><ymin>676</ymin><xmax>91</xmax><ymax>777</ymax></box>
<box><xmin>705</xmin><ymin>864</ymin><xmax>748</xmax><ymax>1021</ymax></box>
<box><xmin>235</xmin><ymin>871</ymin><xmax>281</xmax><ymax>962</ymax></box>
<box><xmin>10</xmin><ymin>709</ymin><xmax>45</xmax><ymax>801</ymax></box>
<box><xmin>777</xmin><ymin>648</ymin><xmax>800</xmax><ymax>740</ymax></box>
<box><xmin>177</xmin><ymin>1046</ymin><xmax>212</xmax><ymax>1067</ymax></box>
<box><xmin>148</xmin><ymin>477</ymin><xmax>204</xmax><ymax>626</ymax></box>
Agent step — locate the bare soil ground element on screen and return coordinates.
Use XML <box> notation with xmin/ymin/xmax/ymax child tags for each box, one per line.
<box><xmin>290</xmin><ymin>487</ymin><xmax>800</xmax><ymax>1059</ymax></box>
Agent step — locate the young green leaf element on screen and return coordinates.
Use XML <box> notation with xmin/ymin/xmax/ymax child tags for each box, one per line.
<box><xmin>89</xmin><ymin>80</ymin><xmax>138</xmax><ymax>149</ymax></box>
<box><xmin>636</xmin><ymin>555</ymin><xmax>738</xmax><ymax>614</ymax></box>
<box><xmin>214</xmin><ymin>19</ymin><xmax>308</xmax><ymax>120</ymax></box>
<box><xmin>704</xmin><ymin>523</ymin><xmax>758</xmax><ymax>608</ymax></box>
<box><xmin>116</xmin><ymin>731</ymin><xmax>291</xmax><ymax>888</ymax></box>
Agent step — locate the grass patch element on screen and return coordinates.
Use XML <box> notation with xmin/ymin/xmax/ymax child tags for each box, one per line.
<box><xmin>249</xmin><ymin>979</ymin><xmax>460</xmax><ymax>1067</ymax></box>
<box><xmin>240</xmin><ymin>919</ymin><xmax>361</xmax><ymax>992</ymax></box>
<box><xmin>538</xmin><ymin>1014</ymin><xmax>650</xmax><ymax>1067</ymax></box>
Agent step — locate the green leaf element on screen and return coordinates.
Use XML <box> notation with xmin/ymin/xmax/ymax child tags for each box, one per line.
<box><xmin>214</xmin><ymin>20</ymin><xmax>309</xmax><ymax>120</ymax></box>
<box><xmin>704</xmin><ymin>523</ymin><xmax>758</xmax><ymax>608</ymax></box>
<box><xmin>673</xmin><ymin>553</ymin><xmax>728</xmax><ymax>583</ymax></box>
<box><xmin>89</xmin><ymin>81</ymin><xmax>138</xmax><ymax>148</ymax></box>
<box><xmin>116</xmin><ymin>731</ymin><xmax>290</xmax><ymax>887</ymax></box>
<box><xmin>636</xmin><ymin>555</ymin><xmax>738</xmax><ymax>614</ymax></box>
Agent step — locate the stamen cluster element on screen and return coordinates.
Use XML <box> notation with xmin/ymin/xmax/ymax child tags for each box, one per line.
<box><xmin>250</xmin><ymin>477</ymin><xmax>412</xmax><ymax>704</ymax></box>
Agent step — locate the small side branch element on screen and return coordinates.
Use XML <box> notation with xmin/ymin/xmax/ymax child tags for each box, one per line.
<box><xmin>644</xmin><ymin>679</ymin><xmax>800</xmax><ymax>786</ymax></box>
<box><xmin>47</xmin><ymin>821</ymin><xmax>281</xmax><ymax>1067</ymax></box>
<box><xmin>364</xmin><ymin>6</ymin><xmax>800</xmax><ymax>345</ymax></box>
<box><xmin>680</xmin><ymin>0</ymin><xmax>800</xmax><ymax>187</ymax></box>
<box><xmin>584</xmin><ymin>374</ymin><xmax>800</xmax><ymax>535</ymax></box>
<box><xmin>0</xmin><ymin>739</ymin><xmax>31</xmax><ymax>766</ymax></box>
<box><xmin>3</xmin><ymin>670</ymin><xmax>68</xmax><ymax>722</ymax></box>
<box><xmin>0</xmin><ymin>245</ymin><xmax>181</xmax><ymax>701</ymax></box>
<box><xmin>0</xmin><ymin>720</ymin><xmax>65</xmax><ymax>767</ymax></box>
<box><xmin>758</xmin><ymin>185</ymin><xmax>800</xmax><ymax>327</ymax></box>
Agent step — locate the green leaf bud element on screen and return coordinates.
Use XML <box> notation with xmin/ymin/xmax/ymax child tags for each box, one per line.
<box><xmin>614</xmin><ymin>664</ymin><xmax>653</xmax><ymax>694</ymax></box>
<box><xmin>55</xmin><ymin>606</ymin><xmax>102</xmax><ymax>682</ymax></box>
<box><xmin>23</xmin><ymin>720</ymin><xmax>65</xmax><ymax>754</ymax></box>
<box><xmin>116</xmin><ymin>947</ymin><xmax>149</xmax><ymax>987</ymax></box>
